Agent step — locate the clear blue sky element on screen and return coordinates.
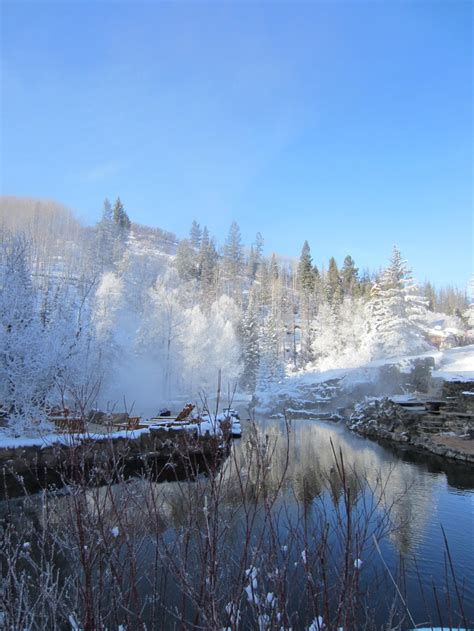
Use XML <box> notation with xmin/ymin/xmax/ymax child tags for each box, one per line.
<box><xmin>1</xmin><ymin>1</ymin><xmax>472</xmax><ymax>288</ymax></box>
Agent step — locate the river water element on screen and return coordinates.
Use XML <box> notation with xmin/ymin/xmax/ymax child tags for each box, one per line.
<box><xmin>1</xmin><ymin>417</ymin><xmax>473</xmax><ymax>629</ymax></box>
<box><xmin>250</xmin><ymin>417</ymin><xmax>474</xmax><ymax>628</ymax></box>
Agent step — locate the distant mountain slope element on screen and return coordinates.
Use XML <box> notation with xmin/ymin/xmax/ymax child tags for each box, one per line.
<box><xmin>0</xmin><ymin>196</ymin><xmax>179</xmax><ymax>285</ymax></box>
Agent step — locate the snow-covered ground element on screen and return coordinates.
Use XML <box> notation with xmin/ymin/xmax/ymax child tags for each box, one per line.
<box><xmin>256</xmin><ymin>345</ymin><xmax>474</xmax><ymax>413</ymax></box>
<box><xmin>0</xmin><ymin>409</ymin><xmax>242</xmax><ymax>450</ymax></box>
<box><xmin>0</xmin><ymin>428</ymin><xmax>151</xmax><ymax>450</ymax></box>
<box><xmin>430</xmin><ymin>344</ymin><xmax>474</xmax><ymax>381</ymax></box>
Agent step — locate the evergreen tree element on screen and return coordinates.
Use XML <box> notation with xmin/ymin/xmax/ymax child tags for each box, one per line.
<box><xmin>255</xmin><ymin>258</ymin><xmax>271</xmax><ymax>309</ymax></box>
<box><xmin>189</xmin><ymin>220</ymin><xmax>202</xmax><ymax>250</ymax></box>
<box><xmin>102</xmin><ymin>197</ymin><xmax>113</xmax><ymax>222</ymax></box>
<box><xmin>299</xmin><ymin>322</ymin><xmax>316</xmax><ymax>366</ymax></box>
<box><xmin>366</xmin><ymin>245</ymin><xmax>431</xmax><ymax>358</ymax></box>
<box><xmin>423</xmin><ymin>281</ymin><xmax>437</xmax><ymax>311</ymax></box>
<box><xmin>256</xmin><ymin>315</ymin><xmax>285</xmax><ymax>391</ymax></box>
<box><xmin>113</xmin><ymin>198</ymin><xmax>131</xmax><ymax>231</ymax></box>
<box><xmin>358</xmin><ymin>269</ymin><xmax>373</xmax><ymax>299</ymax></box>
<box><xmin>223</xmin><ymin>221</ymin><xmax>244</xmax><ymax>277</ymax></box>
<box><xmin>255</xmin><ymin>232</ymin><xmax>264</xmax><ymax>259</ymax></box>
<box><xmin>270</xmin><ymin>253</ymin><xmax>279</xmax><ymax>281</ymax></box>
<box><xmin>297</xmin><ymin>241</ymin><xmax>318</xmax><ymax>366</ymax></box>
<box><xmin>326</xmin><ymin>257</ymin><xmax>343</xmax><ymax>305</ymax></box>
<box><xmin>312</xmin><ymin>301</ymin><xmax>340</xmax><ymax>365</ymax></box>
<box><xmin>222</xmin><ymin>221</ymin><xmax>244</xmax><ymax>299</ymax></box>
<box><xmin>175</xmin><ymin>239</ymin><xmax>199</xmax><ymax>281</ymax></box>
<box><xmin>247</xmin><ymin>232</ymin><xmax>265</xmax><ymax>280</ymax></box>
<box><xmin>239</xmin><ymin>286</ymin><xmax>260</xmax><ymax>392</ymax></box>
<box><xmin>247</xmin><ymin>246</ymin><xmax>258</xmax><ymax>280</ymax></box>
<box><xmin>341</xmin><ymin>255</ymin><xmax>359</xmax><ymax>297</ymax></box>
<box><xmin>96</xmin><ymin>198</ymin><xmax>118</xmax><ymax>270</ymax></box>
<box><xmin>198</xmin><ymin>227</ymin><xmax>218</xmax><ymax>294</ymax></box>
<box><xmin>297</xmin><ymin>241</ymin><xmax>316</xmax><ymax>296</ymax></box>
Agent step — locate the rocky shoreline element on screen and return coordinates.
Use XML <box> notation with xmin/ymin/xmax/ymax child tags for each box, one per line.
<box><xmin>347</xmin><ymin>381</ymin><xmax>474</xmax><ymax>464</ymax></box>
<box><xmin>254</xmin><ymin>353</ymin><xmax>474</xmax><ymax>466</ymax></box>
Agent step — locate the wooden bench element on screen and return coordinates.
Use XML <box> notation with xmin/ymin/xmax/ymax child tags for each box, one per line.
<box><xmin>113</xmin><ymin>416</ymin><xmax>142</xmax><ymax>431</ymax></box>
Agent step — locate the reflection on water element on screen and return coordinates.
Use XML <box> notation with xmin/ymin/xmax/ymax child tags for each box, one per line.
<box><xmin>238</xmin><ymin>420</ymin><xmax>437</xmax><ymax>555</ymax></box>
<box><xmin>235</xmin><ymin>419</ymin><xmax>474</xmax><ymax>609</ymax></box>
<box><xmin>1</xmin><ymin>417</ymin><xmax>473</xmax><ymax>629</ymax></box>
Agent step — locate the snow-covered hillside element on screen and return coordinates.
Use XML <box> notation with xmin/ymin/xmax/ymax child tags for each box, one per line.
<box><xmin>0</xmin><ymin>196</ymin><xmax>472</xmax><ymax>436</ymax></box>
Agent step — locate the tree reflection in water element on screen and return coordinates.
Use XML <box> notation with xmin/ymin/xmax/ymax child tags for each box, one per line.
<box><xmin>0</xmin><ymin>418</ymin><xmax>472</xmax><ymax>630</ymax></box>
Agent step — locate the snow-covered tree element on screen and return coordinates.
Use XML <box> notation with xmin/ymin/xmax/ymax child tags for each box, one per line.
<box><xmin>175</xmin><ymin>239</ymin><xmax>199</xmax><ymax>281</ymax></box>
<box><xmin>113</xmin><ymin>197</ymin><xmax>131</xmax><ymax>231</ymax></box>
<box><xmin>137</xmin><ymin>277</ymin><xmax>185</xmax><ymax>397</ymax></box>
<box><xmin>181</xmin><ymin>295</ymin><xmax>242</xmax><ymax>395</ymax></box>
<box><xmin>247</xmin><ymin>232</ymin><xmax>264</xmax><ymax>280</ymax></box>
<box><xmin>95</xmin><ymin>198</ymin><xmax>129</xmax><ymax>270</ymax></box>
<box><xmin>312</xmin><ymin>298</ymin><xmax>369</xmax><ymax>370</ymax></box>
<box><xmin>312</xmin><ymin>302</ymin><xmax>341</xmax><ymax>366</ymax></box>
<box><xmin>256</xmin><ymin>315</ymin><xmax>285</xmax><ymax>391</ymax></box>
<box><xmin>239</xmin><ymin>287</ymin><xmax>260</xmax><ymax>392</ymax></box>
<box><xmin>297</xmin><ymin>240</ymin><xmax>316</xmax><ymax>296</ymax></box>
<box><xmin>189</xmin><ymin>220</ymin><xmax>202</xmax><ymax>250</ymax></box>
<box><xmin>463</xmin><ymin>302</ymin><xmax>474</xmax><ymax>332</ymax></box>
<box><xmin>365</xmin><ymin>246</ymin><xmax>431</xmax><ymax>358</ymax></box>
<box><xmin>222</xmin><ymin>221</ymin><xmax>244</xmax><ymax>297</ymax></box>
<box><xmin>341</xmin><ymin>255</ymin><xmax>359</xmax><ymax>297</ymax></box>
<box><xmin>180</xmin><ymin>305</ymin><xmax>213</xmax><ymax>393</ymax></box>
<box><xmin>326</xmin><ymin>256</ymin><xmax>343</xmax><ymax>305</ymax></box>
<box><xmin>0</xmin><ymin>235</ymin><xmax>47</xmax><ymax>427</ymax></box>
<box><xmin>198</xmin><ymin>227</ymin><xmax>218</xmax><ymax>295</ymax></box>
<box><xmin>209</xmin><ymin>295</ymin><xmax>242</xmax><ymax>387</ymax></box>
<box><xmin>0</xmin><ymin>232</ymin><xmax>100</xmax><ymax>433</ymax></box>
<box><xmin>92</xmin><ymin>271</ymin><xmax>126</xmax><ymax>381</ymax></box>
<box><xmin>297</xmin><ymin>241</ymin><xmax>319</xmax><ymax>367</ymax></box>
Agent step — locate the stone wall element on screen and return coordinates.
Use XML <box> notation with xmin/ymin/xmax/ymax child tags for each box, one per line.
<box><xmin>0</xmin><ymin>428</ymin><xmax>229</xmax><ymax>499</ymax></box>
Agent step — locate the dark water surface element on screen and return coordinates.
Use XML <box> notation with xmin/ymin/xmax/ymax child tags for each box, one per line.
<box><xmin>2</xmin><ymin>417</ymin><xmax>473</xmax><ymax>629</ymax></box>
<box><xmin>252</xmin><ymin>418</ymin><xmax>474</xmax><ymax>627</ymax></box>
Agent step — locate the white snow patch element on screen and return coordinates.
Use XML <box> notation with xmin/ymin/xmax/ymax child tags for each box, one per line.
<box><xmin>0</xmin><ymin>427</ymin><xmax>151</xmax><ymax>450</ymax></box>
<box><xmin>431</xmin><ymin>345</ymin><xmax>474</xmax><ymax>382</ymax></box>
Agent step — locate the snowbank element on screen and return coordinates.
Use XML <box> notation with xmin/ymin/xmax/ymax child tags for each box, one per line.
<box><xmin>0</xmin><ymin>428</ymin><xmax>151</xmax><ymax>450</ymax></box>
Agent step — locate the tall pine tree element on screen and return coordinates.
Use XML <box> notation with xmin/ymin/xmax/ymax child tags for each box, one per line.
<box><xmin>341</xmin><ymin>255</ymin><xmax>359</xmax><ymax>297</ymax></box>
<box><xmin>113</xmin><ymin>198</ymin><xmax>131</xmax><ymax>231</ymax></box>
<box><xmin>326</xmin><ymin>257</ymin><xmax>343</xmax><ymax>305</ymax></box>
<box><xmin>366</xmin><ymin>245</ymin><xmax>430</xmax><ymax>358</ymax></box>
<box><xmin>239</xmin><ymin>286</ymin><xmax>260</xmax><ymax>392</ymax></box>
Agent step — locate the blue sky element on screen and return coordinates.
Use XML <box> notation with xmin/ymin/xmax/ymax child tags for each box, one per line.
<box><xmin>1</xmin><ymin>1</ymin><xmax>472</xmax><ymax>287</ymax></box>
